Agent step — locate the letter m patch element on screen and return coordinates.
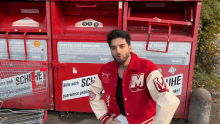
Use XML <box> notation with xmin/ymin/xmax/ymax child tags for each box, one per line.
<box><xmin>153</xmin><ymin>77</ymin><xmax>169</xmax><ymax>92</ymax></box>
<box><xmin>130</xmin><ymin>73</ymin><xmax>145</xmax><ymax>92</ymax></box>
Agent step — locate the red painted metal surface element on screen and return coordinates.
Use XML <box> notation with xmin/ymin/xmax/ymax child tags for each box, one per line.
<box><xmin>0</xmin><ymin>1</ymin><xmax>54</xmax><ymax>110</ymax></box>
<box><xmin>51</xmin><ymin>0</ymin><xmax>122</xmax><ymax>112</ymax></box>
<box><xmin>123</xmin><ymin>0</ymin><xmax>202</xmax><ymax>119</ymax></box>
<box><xmin>156</xmin><ymin>65</ymin><xmax>191</xmax><ymax>118</ymax></box>
<box><xmin>184</xmin><ymin>1</ymin><xmax>202</xmax><ymax>119</ymax></box>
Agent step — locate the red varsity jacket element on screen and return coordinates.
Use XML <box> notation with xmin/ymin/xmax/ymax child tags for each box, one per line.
<box><xmin>89</xmin><ymin>52</ymin><xmax>180</xmax><ymax>124</ymax></box>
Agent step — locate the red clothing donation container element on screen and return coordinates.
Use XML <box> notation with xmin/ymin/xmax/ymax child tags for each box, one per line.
<box><xmin>0</xmin><ymin>1</ymin><xmax>54</xmax><ymax>110</ymax></box>
<box><xmin>51</xmin><ymin>0</ymin><xmax>122</xmax><ymax>112</ymax></box>
<box><xmin>123</xmin><ymin>0</ymin><xmax>202</xmax><ymax>118</ymax></box>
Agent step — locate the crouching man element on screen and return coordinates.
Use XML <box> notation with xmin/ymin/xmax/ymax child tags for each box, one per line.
<box><xmin>89</xmin><ymin>29</ymin><xmax>180</xmax><ymax>124</ymax></box>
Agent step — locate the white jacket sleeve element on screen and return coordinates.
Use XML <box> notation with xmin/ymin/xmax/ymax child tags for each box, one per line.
<box><xmin>146</xmin><ymin>70</ymin><xmax>180</xmax><ymax>124</ymax></box>
<box><xmin>89</xmin><ymin>74</ymin><xmax>109</xmax><ymax>123</ymax></box>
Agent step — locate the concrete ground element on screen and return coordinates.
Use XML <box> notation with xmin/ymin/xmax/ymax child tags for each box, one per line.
<box><xmin>44</xmin><ymin>111</ymin><xmax>102</xmax><ymax>124</ymax></box>
<box><xmin>210</xmin><ymin>98</ymin><xmax>220</xmax><ymax>124</ymax></box>
<box><xmin>43</xmin><ymin>99</ymin><xmax>220</xmax><ymax>124</ymax></box>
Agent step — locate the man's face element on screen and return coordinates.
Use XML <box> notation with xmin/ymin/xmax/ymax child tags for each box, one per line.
<box><xmin>110</xmin><ymin>38</ymin><xmax>132</xmax><ymax>65</ymax></box>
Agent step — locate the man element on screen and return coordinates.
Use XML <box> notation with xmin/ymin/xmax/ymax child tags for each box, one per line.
<box><xmin>89</xmin><ymin>29</ymin><xmax>180</xmax><ymax>124</ymax></box>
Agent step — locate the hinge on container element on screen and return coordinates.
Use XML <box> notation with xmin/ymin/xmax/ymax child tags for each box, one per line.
<box><xmin>52</xmin><ymin>60</ymin><xmax>66</xmax><ymax>69</ymax></box>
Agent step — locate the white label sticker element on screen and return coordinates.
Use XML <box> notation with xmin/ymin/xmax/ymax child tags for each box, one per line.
<box><xmin>0</xmin><ymin>70</ymin><xmax>44</xmax><ymax>100</ymax></box>
<box><xmin>164</xmin><ymin>74</ymin><xmax>183</xmax><ymax>96</ymax></box>
<box><xmin>119</xmin><ymin>2</ymin><xmax>122</xmax><ymax>9</ymax></box>
<box><xmin>21</xmin><ymin>9</ymin><xmax>39</xmax><ymax>14</ymax></box>
<box><xmin>13</xmin><ymin>17</ymin><xmax>39</xmax><ymax>27</ymax></box>
<box><xmin>75</xmin><ymin>19</ymin><xmax>103</xmax><ymax>27</ymax></box>
<box><xmin>62</xmin><ymin>75</ymin><xmax>97</xmax><ymax>101</ymax></box>
<box><xmin>0</xmin><ymin>39</ymin><xmax>47</xmax><ymax>61</ymax></box>
<box><xmin>168</xmin><ymin>66</ymin><xmax>177</xmax><ymax>74</ymax></box>
<box><xmin>73</xmin><ymin>67</ymin><xmax>77</xmax><ymax>74</ymax></box>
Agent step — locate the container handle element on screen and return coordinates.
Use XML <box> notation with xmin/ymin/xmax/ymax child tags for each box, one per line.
<box><xmin>76</xmin><ymin>3</ymin><xmax>97</xmax><ymax>8</ymax></box>
<box><xmin>23</xmin><ymin>32</ymin><xmax>28</xmax><ymax>61</ymax></box>
<box><xmin>146</xmin><ymin>22</ymin><xmax>171</xmax><ymax>53</ymax></box>
<box><xmin>6</xmin><ymin>31</ymin><xmax>11</xmax><ymax>60</ymax></box>
<box><xmin>42</xmin><ymin>110</ymin><xmax>48</xmax><ymax>122</ymax></box>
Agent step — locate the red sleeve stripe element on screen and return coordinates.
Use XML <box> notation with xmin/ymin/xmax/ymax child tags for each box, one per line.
<box><xmin>99</xmin><ymin>113</ymin><xmax>108</xmax><ymax>121</ymax></box>
<box><xmin>141</xmin><ymin>116</ymin><xmax>154</xmax><ymax>124</ymax></box>
<box><xmin>99</xmin><ymin>113</ymin><xmax>110</xmax><ymax>124</ymax></box>
<box><xmin>102</xmin><ymin>116</ymin><xmax>109</xmax><ymax>123</ymax></box>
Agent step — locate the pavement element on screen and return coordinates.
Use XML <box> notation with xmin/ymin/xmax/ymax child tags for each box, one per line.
<box><xmin>44</xmin><ymin>98</ymin><xmax>220</xmax><ymax>124</ymax></box>
<box><xmin>43</xmin><ymin>98</ymin><xmax>220</xmax><ymax>124</ymax></box>
<box><xmin>210</xmin><ymin>98</ymin><xmax>220</xmax><ymax>124</ymax></box>
<box><xmin>44</xmin><ymin>111</ymin><xmax>102</xmax><ymax>124</ymax></box>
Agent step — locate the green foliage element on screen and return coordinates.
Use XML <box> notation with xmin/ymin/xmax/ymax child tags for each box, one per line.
<box><xmin>193</xmin><ymin>67</ymin><xmax>220</xmax><ymax>92</ymax></box>
<box><xmin>196</xmin><ymin>0</ymin><xmax>220</xmax><ymax>75</ymax></box>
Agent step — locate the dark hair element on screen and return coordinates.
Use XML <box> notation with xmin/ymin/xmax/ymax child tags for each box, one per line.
<box><xmin>107</xmin><ymin>29</ymin><xmax>131</xmax><ymax>47</ymax></box>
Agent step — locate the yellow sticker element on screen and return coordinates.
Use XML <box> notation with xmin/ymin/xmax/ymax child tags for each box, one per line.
<box><xmin>158</xmin><ymin>19</ymin><xmax>161</xmax><ymax>22</ymax></box>
<box><xmin>39</xmin><ymin>29</ymin><xmax>41</xmax><ymax>32</ymax></box>
<box><xmin>34</xmin><ymin>41</ymin><xmax>40</xmax><ymax>47</ymax></box>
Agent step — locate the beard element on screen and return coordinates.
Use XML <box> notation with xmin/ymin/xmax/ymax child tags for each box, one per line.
<box><xmin>112</xmin><ymin>52</ymin><xmax>130</xmax><ymax>65</ymax></box>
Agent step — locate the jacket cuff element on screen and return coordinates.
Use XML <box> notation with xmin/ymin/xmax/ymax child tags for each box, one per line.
<box><xmin>99</xmin><ymin>113</ymin><xmax>110</xmax><ymax>124</ymax></box>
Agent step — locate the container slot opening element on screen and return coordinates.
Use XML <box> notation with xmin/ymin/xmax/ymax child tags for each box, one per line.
<box><xmin>126</xmin><ymin>1</ymin><xmax>194</xmax><ymax>37</ymax></box>
<box><xmin>0</xmin><ymin>1</ymin><xmax>47</xmax><ymax>33</ymax></box>
<box><xmin>53</xmin><ymin>1</ymin><xmax>120</xmax><ymax>35</ymax></box>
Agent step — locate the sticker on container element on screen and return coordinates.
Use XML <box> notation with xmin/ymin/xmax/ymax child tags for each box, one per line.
<box><xmin>75</xmin><ymin>19</ymin><xmax>103</xmax><ymax>27</ymax></box>
<box><xmin>13</xmin><ymin>17</ymin><xmax>39</xmax><ymax>27</ymax></box>
<box><xmin>57</xmin><ymin>42</ymin><xmax>112</xmax><ymax>63</ymax></box>
<box><xmin>119</xmin><ymin>2</ymin><xmax>122</xmax><ymax>9</ymax></box>
<box><xmin>73</xmin><ymin>67</ymin><xmax>77</xmax><ymax>74</ymax></box>
<box><xmin>33</xmin><ymin>40</ymin><xmax>40</xmax><ymax>47</ymax></box>
<box><xmin>0</xmin><ymin>39</ymin><xmax>47</xmax><ymax>61</ymax></box>
<box><xmin>168</xmin><ymin>66</ymin><xmax>177</xmax><ymax>74</ymax></box>
<box><xmin>164</xmin><ymin>73</ymin><xmax>183</xmax><ymax>96</ymax></box>
<box><xmin>21</xmin><ymin>9</ymin><xmax>39</xmax><ymax>14</ymax></box>
<box><xmin>0</xmin><ymin>70</ymin><xmax>44</xmax><ymax>100</ymax></box>
<box><xmin>131</xmin><ymin>41</ymin><xmax>191</xmax><ymax>65</ymax></box>
<box><xmin>62</xmin><ymin>75</ymin><xmax>97</xmax><ymax>101</ymax></box>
